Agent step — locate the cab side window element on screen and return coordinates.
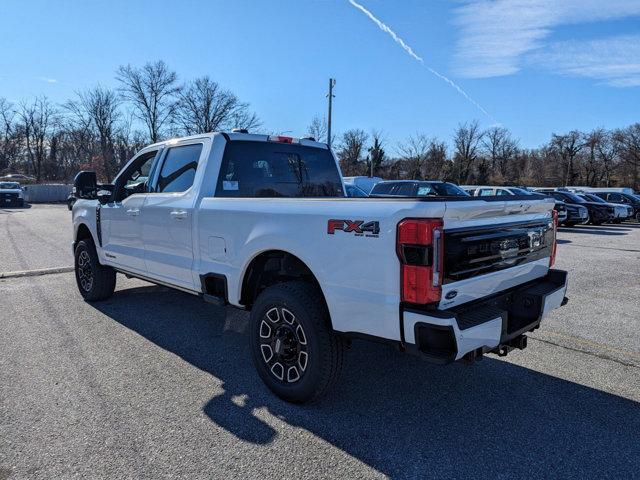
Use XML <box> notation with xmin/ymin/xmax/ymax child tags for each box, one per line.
<box><xmin>156</xmin><ymin>144</ymin><xmax>202</xmax><ymax>193</ymax></box>
<box><xmin>479</xmin><ymin>188</ymin><xmax>494</xmax><ymax>196</ymax></box>
<box><xmin>114</xmin><ymin>150</ymin><xmax>158</xmax><ymax>202</ymax></box>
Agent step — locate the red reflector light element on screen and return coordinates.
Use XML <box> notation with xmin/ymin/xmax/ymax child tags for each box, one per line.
<box><xmin>397</xmin><ymin>219</ymin><xmax>444</xmax><ymax>304</ymax></box>
<box><xmin>268</xmin><ymin>135</ymin><xmax>297</xmax><ymax>144</ymax></box>
<box><xmin>550</xmin><ymin>209</ymin><xmax>558</xmax><ymax>267</ymax></box>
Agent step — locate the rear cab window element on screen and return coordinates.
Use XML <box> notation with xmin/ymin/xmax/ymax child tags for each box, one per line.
<box><xmin>216</xmin><ymin>141</ymin><xmax>343</xmax><ymax>197</ymax></box>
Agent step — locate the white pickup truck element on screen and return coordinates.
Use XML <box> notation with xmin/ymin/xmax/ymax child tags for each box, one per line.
<box><xmin>72</xmin><ymin>131</ymin><xmax>568</xmax><ymax>402</ymax></box>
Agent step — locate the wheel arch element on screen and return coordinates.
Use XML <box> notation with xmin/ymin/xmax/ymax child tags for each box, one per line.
<box><xmin>75</xmin><ymin>222</ymin><xmax>94</xmax><ymax>244</ymax></box>
<box><xmin>239</xmin><ymin>249</ymin><xmax>333</xmax><ymax>329</ymax></box>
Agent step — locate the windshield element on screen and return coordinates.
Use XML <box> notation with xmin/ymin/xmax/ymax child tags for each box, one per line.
<box><xmin>562</xmin><ymin>192</ymin><xmax>586</xmax><ymax>203</ymax></box>
<box><xmin>583</xmin><ymin>194</ymin><xmax>606</xmax><ymax>203</ymax></box>
<box><xmin>509</xmin><ymin>187</ymin><xmax>533</xmax><ymax>195</ymax></box>
<box><xmin>345</xmin><ymin>184</ymin><xmax>368</xmax><ymax>197</ymax></box>
<box><xmin>417</xmin><ymin>182</ymin><xmax>469</xmax><ymax>197</ymax></box>
<box><xmin>0</xmin><ymin>182</ymin><xmax>20</xmax><ymax>189</ymax></box>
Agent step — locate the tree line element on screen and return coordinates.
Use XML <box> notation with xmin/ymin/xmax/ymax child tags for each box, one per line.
<box><xmin>0</xmin><ymin>60</ymin><xmax>259</xmax><ymax>182</ymax></box>
<box><xmin>0</xmin><ymin>60</ymin><xmax>638</xmax><ymax>190</ymax></box>
<box><xmin>324</xmin><ymin>119</ymin><xmax>640</xmax><ymax>190</ymax></box>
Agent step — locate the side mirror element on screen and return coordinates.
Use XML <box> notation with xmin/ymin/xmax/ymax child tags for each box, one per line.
<box><xmin>97</xmin><ymin>190</ymin><xmax>112</xmax><ymax>205</ymax></box>
<box><xmin>74</xmin><ymin>171</ymin><xmax>97</xmax><ymax>199</ymax></box>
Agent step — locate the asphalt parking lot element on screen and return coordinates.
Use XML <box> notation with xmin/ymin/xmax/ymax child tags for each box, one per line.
<box><xmin>1</xmin><ymin>204</ymin><xmax>639</xmax><ymax>479</ymax></box>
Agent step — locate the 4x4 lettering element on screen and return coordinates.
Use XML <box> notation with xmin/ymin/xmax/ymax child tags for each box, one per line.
<box><xmin>327</xmin><ymin>219</ymin><xmax>380</xmax><ymax>236</ymax></box>
<box><xmin>344</xmin><ymin>220</ymin><xmax>363</xmax><ymax>233</ymax></box>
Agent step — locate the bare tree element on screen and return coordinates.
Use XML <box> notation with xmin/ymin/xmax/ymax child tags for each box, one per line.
<box><xmin>116</xmin><ymin>60</ymin><xmax>180</xmax><ymax>143</ymax></box>
<box><xmin>549</xmin><ymin>131</ymin><xmax>582</xmax><ymax>186</ymax></box>
<box><xmin>614</xmin><ymin>124</ymin><xmax>640</xmax><ymax>190</ymax></box>
<box><xmin>482</xmin><ymin>126</ymin><xmax>519</xmax><ymax>182</ymax></box>
<box><xmin>593</xmin><ymin>129</ymin><xmax>617</xmax><ymax>187</ymax></box>
<box><xmin>307</xmin><ymin>115</ymin><xmax>329</xmax><ymax>143</ymax></box>
<box><xmin>0</xmin><ymin>98</ymin><xmax>20</xmax><ymax>173</ymax></box>
<box><xmin>452</xmin><ymin>120</ymin><xmax>483</xmax><ymax>184</ymax></box>
<box><xmin>366</xmin><ymin>130</ymin><xmax>385</xmax><ymax>177</ymax></box>
<box><xmin>337</xmin><ymin>129</ymin><xmax>368</xmax><ymax>176</ymax></box>
<box><xmin>425</xmin><ymin>139</ymin><xmax>448</xmax><ymax>180</ymax></box>
<box><xmin>114</xmin><ymin>112</ymin><xmax>147</xmax><ymax>169</ymax></box>
<box><xmin>175</xmin><ymin>76</ymin><xmax>259</xmax><ymax>135</ymax></box>
<box><xmin>65</xmin><ymin>86</ymin><xmax>121</xmax><ymax>179</ymax></box>
<box><xmin>398</xmin><ymin>134</ymin><xmax>429</xmax><ymax>180</ymax></box>
<box><xmin>17</xmin><ymin>96</ymin><xmax>58</xmax><ymax>181</ymax></box>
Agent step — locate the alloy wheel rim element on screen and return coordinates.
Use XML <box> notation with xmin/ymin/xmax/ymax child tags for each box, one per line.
<box><xmin>77</xmin><ymin>250</ymin><xmax>93</xmax><ymax>292</ymax></box>
<box><xmin>259</xmin><ymin>307</ymin><xmax>308</xmax><ymax>384</ymax></box>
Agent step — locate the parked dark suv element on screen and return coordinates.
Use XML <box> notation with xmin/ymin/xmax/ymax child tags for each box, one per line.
<box><xmin>370</xmin><ymin>180</ymin><xmax>470</xmax><ymax>197</ymax></box>
<box><xmin>536</xmin><ymin>189</ymin><xmax>614</xmax><ymax>225</ymax></box>
<box><xmin>591</xmin><ymin>191</ymin><xmax>640</xmax><ymax>222</ymax></box>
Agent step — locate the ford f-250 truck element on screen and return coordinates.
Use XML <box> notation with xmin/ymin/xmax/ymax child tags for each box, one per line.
<box><xmin>72</xmin><ymin>131</ymin><xmax>568</xmax><ymax>403</ymax></box>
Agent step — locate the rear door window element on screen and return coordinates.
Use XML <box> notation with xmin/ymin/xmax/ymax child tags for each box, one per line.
<box><xmin>371</xmin><ymin>183</ymin><xmax>394</xmax><ymax>195</ymax></box>
<box><xmin>156</xmin><ymin>144</ymin><xmax>202</xmax><ymax>193</ymax></box>
<box><xmin>216</xmin><ymin>141</ymin><xmax>343</xmax><ymax>197</ymax></box>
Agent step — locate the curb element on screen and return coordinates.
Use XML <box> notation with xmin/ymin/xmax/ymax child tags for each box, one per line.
<box><xmin>0</xmin><ymin>266</ymin><xmax>74</xmax><ymax>279</ymax></box>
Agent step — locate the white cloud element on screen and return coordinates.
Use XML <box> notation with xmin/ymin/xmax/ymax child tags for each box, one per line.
<box><xmin>529</xmin><ymin>34</ymin><xmax>640</xmax><ymax>87</ymax></box>
<box><xmin>453</xmin><ymin>0</ymin><xmax>640</xmax><ymax>79</ymax></box>
<box><xmin>37</xmin><ymin>77</ymin><xmax>58</xmax><ymax>84</ymax></box>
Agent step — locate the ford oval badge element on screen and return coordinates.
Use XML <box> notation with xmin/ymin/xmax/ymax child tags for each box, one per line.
<box><xmin>445</xmin><ymin>290</ymin><xmax>458</xmax><ymax>300</ymax></box>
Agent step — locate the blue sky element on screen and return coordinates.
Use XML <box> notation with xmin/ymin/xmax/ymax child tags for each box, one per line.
<box><xmin>1</xmin><ymin>0</ymin><xmax>639</xmax><ymax>151</ymax></box>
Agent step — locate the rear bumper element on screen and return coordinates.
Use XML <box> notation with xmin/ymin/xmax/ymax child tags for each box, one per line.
<box><xmin>563</xmin><ymin>209</ymin><xmax>588</xmax><ymax>224</ymax></box>
<box><xmin>402</xmin><ymin>269</ymin><xmax>568</xmax><ymax>363</ymax></box>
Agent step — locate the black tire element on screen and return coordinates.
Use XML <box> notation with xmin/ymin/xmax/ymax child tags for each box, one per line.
<box><xmin>74</xmin><ymin>239</ymin><xmax>116</xmax><ymax>302</ymax></box>
<box><xmin>249</xmin><ymin>281</ymin><xmax>344</xmax><ymax>403</ymax></box>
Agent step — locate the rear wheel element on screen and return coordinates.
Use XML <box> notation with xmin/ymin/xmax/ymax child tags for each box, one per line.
<box><xmin>74</xmin><ymin>239</ymin><xmax>116</xmax><ymax>301</ymax></box>
<box><xmin>249</xmin><ymin>281</ymin><xmax>344</xmax><ymax>403</ymax></box>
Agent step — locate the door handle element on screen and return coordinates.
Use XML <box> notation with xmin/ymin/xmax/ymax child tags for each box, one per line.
<box><xmin>170</xmin><ymin>209</ymin><xmax>188</xmax><ymax>220</ymax></box>
<box><xmin>126</xmin><ymin>208</ymin><xmax>140</xmax><ymax>216</ymax></box>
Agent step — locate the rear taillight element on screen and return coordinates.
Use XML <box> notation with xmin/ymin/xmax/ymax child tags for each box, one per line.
<box><xmin>397</xmin><ymin>218</ymin><xmax>444</xmax><ymax>304</ymax></box>
<box><xmin>550</xmin><ymin>210</ymin><xmax>558</xmax><ymax>267</ymax></box>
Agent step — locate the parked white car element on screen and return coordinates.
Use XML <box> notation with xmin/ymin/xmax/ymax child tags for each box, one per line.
<box><xmin>72</xmin><ymin>132</ymin><xmax>568</xmax><ymax>402</ymax></box>
<box><xmin>0</xmin><ymin>181</ymin><xmax>25</xmax><ymax>207</ymax></box>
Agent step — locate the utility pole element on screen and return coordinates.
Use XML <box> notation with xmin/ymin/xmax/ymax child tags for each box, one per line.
<box><xmin>327</xmin><ymin>78</ymin><xmax>336</xmax><ymax>148</ymax></box>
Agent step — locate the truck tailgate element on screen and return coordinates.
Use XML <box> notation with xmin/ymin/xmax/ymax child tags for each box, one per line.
<box><xmin>438</xmin><ymin>197</ymin><xmax>556</xmax><ymax>309</ymax></box>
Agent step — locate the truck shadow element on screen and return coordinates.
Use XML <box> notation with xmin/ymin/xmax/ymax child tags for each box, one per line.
<box><xmin>93</xmin><ymin>284</ymin><xmax>640</xmax><ymax>478</ymax></box>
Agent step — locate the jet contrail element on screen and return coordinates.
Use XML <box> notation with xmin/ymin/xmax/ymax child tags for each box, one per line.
<box><xmin>348</xmin><ymin>0</ymin><xmax>493</xmax><ymax>121</ymax></box>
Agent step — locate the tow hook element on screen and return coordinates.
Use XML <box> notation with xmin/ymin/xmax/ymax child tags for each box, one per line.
<box><xmin>462</xmin><ymin>348</ymin><xmax>484</xmax><ymax>364</ymax></box>
<box><xmin>497</xmin><ymin>335</ymin><xmax>528</xmax><ymax>357</ymax></box>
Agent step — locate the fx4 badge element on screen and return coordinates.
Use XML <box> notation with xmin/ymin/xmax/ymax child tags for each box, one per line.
<box><xmin>327</xmin><ymin>219</ymin><xmax>380</xmax><ymax>237</ymax></box>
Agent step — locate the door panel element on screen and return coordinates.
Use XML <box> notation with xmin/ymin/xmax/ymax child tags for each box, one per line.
<box><xmin>101</xmin><ymin>194</ymin><xmax>147</xmax><ymax>272</ymax></box>
<box><xmin>141</xmin><ymin>142</ymin><xmax>203</xmax><ymax>289</ymax></box>
<box><xmin>142</xmin><ymin>194</ymin><xmax>195</xmax><ymax>287</ymax></box>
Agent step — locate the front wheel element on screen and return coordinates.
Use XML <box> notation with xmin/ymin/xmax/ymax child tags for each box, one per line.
<box><xmin>74</xmin><ymin>239</ymin><xmax>116</xmax><ymax>301</ymax></box>
<box><xmin>249</xmin><ymin>282</ymin><xmax>344</xmax><ymax>403</ymax></box>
